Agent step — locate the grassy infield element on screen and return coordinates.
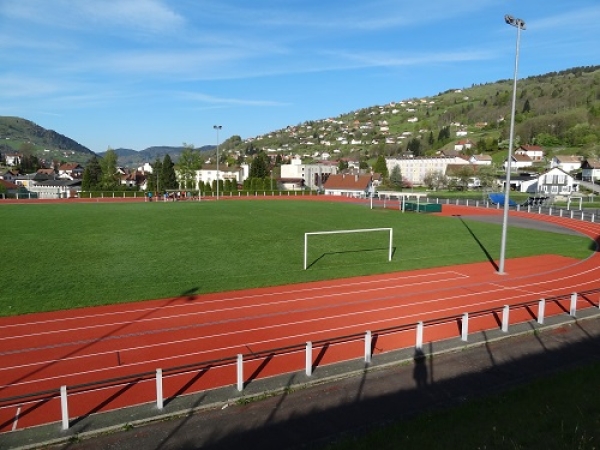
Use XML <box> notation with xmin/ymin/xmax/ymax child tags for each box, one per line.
<box><xmin>1</xmin><ymin>199</ymin><xmax>598</xmax><ymax>448</ymax></box>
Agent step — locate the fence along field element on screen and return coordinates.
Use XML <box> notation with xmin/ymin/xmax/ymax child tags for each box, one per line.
<box><xmin>0</xmin><ymin>199</ymin><xmax>594</xmax><ymax>316</ymax></box>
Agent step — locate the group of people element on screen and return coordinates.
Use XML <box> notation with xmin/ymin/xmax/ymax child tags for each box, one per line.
<box><xmin>147</xmin><ymin>191</ymin><xmax>193</xmax><ymax>202</ymax></box>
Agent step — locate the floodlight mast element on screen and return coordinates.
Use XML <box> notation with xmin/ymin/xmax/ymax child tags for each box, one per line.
<box><xmin>498</xmin><ymin>14</ymin><xmax>526</xmax><ymax>275</ymax></box>
<box><xmin>213</xmin><ymin>125</ymin><xmax>222</xmax><ymax>199</ymax></box>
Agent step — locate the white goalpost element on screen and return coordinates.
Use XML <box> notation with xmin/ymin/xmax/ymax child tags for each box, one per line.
<box><xmin>303</xmin><ymin>228</ymin><xmax>393</xmax><ymax>270</ymax></box>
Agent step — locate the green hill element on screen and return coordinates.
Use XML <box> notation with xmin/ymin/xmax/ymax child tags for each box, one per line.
<box><xmin>222</xmin><ymin>65</ymin><xmax>600</xmax><ymax>165</ymax></box>
<box><xmin>0</xmin><ymin>116</ymin><xmax>95</xmax><ymax>164</ymax></box>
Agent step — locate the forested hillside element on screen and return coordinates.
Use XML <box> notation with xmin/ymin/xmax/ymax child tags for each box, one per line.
<box><xmin>221</xmin><ymin>65</ymin><xmax>600</xmax><ymax>164</ymax></box>
<box><xmin>2</xmin><ymin>65</ymin><xmax>600</xmax><ymax>168</ymax></box>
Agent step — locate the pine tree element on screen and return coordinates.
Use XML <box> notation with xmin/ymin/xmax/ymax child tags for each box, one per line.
<box><xmin>82</xmin><ymin>156</ymin><xmax>102</xmax><ymax>190</ymax></box>
<box><xmin>373</xmin><ymin>155</ymin><xmax>388</xmax><ymax>178</ymax></box>
<box><xmin>161</xmin><ymin>154</ymin><xmax>178</xmax><ymax>190</ymax></box>
<box><xmin>389</xmin><ymin>165</ymin><xmax>403</xmax><ymax>189</ymax></box>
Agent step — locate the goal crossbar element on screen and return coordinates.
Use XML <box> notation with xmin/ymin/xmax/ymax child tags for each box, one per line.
<box><xmin>304</xmin><ymin>227</ymin><xmax>393</xmax><ymax>270</ymax></box>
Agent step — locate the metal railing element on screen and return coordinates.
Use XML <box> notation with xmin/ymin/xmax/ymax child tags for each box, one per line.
<box><xmin>2</xmin><ymin>287</ymin><xmax>599</xmax><ymax>431</ymax></box>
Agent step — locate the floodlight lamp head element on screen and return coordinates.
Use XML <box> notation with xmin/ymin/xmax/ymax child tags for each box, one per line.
<box><xmin>504</xmin><ymin>14</ymin><xmax>526</xmax><ymax>30</ymax></box>
<box><xmin>213</xmin><ymin>125</ymin><xmax>222</xmax><ymax>130</ymax></box>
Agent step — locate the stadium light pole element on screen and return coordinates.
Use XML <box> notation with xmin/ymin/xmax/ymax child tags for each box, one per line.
<box><xmin>213</xmin><ymin>125</ymin><xmax>222</xmax><ymax>200</ymax></box>
<box><xmin>498</xmin><ymin>14</ymin><xmax>526</xmax><ymax>275</ymax></box>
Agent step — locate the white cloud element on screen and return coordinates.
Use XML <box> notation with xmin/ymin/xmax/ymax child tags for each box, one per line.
<box><xmin>1</xmin><ymin>0</ymin><xmax>184</xmax><ymax>33</ymax></box>
<box><xmin>179</xmin><ymin>92</ymin><xmax>288</xmax><ymax>107</ymax></box>
<box><xmin>530</xmin><ymin>6</ymin><xmax>600</xmax><ymax>31</ymax></box>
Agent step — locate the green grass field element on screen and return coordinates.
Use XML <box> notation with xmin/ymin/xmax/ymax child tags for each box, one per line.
<box><xmin>0</xmin><ymin>200</ymin><xmax>593</xmax><ymax>316</ymax></box>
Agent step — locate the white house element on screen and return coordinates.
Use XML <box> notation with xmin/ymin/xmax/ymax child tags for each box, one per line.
<box><xmin>191</xmin><ymin>165</ymin><xmax>245</xmax><ymax>190</ymax></box>
<box><xmin>279</xmin><ymin>158</ymin><xmax>338</xmax><ymax>190</ymax></box>
<box><xmin>581</xmin><ymin>158</ymin><xmax>600</xmax><ymax>182</ymax></box>
<box><xmin>515</xmin><ymin>145</ymin><xmax>544</xmax><ymax>162</ymax></box>
<box><xmin>504</xmin><ymin>154</ymin><xmax>533</xmax><ymax>172</ymax></box>
<box><xmin>322</xmin><ymin>173</ymin><xmax>373</xmax><ymax>197</ymax></box>
<box><xmin>469</xmin><ymin>154</ymin><xmax>493</xmax><ymax>166</ymax></box>
<box><xmin>518</xmin><ymin>167</ymin><xmax>578</xmax><ymax>195</ymax></box>
<box><xmin>57</xmin><ymin>163</ymin><xmax>84</xmax><ymax>180</ymax></box>
<box><xmin>550</xmin><ymin>155</ymin><xmax>581</xmax><ymax>173</ymax></box>
<box><xmin>386</xmin><ymin>156</ymin><xmax>470</xmax><ymax>186</ymax></box>
<box><xmin>4</xmin><ymin>153</ymin><xmax>21</xmax><ymax>167</ymax></box>
<box><xmin>454</xmin><ymin>139</ymin><xmax>474</xmax><ymax>151</ymax></box>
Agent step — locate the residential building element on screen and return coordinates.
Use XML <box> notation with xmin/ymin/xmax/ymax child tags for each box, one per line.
<box><xmin>517</xmin><ymin>167</ymin><xmax>578</xmax><ymax>195</ymax></box>
<box><xmin>191</xmin><ymin>165</ymin><xmax>246</xmax><ymax>190</ymax></box>
<box><xmin>504</xmin><ymin>154</ymin><xmax>533</xmax><ymax>172</ymax></box>
<box><xmin>58</xmin><ymin>163</ymin><xmax>84</xmax><ymax>180</ymax></box>
<box><xmin>4</xmin><ymin>153</ymin><xmax>21</xmax><ymax>167</ymax></box>
<box><xmin>514</xmin><ymin>145</ymin><xmax>544</xmax><ymax>162</ymax></box>
<box><xmin>549</xmin><ymin>155</ymin><xmax>581</xmax><ymax>173</ymax></box>
<box><xmin>454</xmin><ymin>139</ymin><xmax>474</xmax><ymax>151</ymax></box>
<box><xmin>581</xmin><ymin>158</ymin><xmax>600</xmax><ymax>182</ymax></box>
<box><xmin>322</xmin><ymin>173</ymin><xmax>374</xmax><ymax>197</ymax></box>
<box><xmin>385</xmin><ymin>156</ymin><xmax>470</xmax><ymax>186</ymax></box>
<box><xmin>279</xmin><ymin>158</ymin><xmax>338</xmax><ymax>191</ymax></box>
<box><xmin>469</xmin><ymin>154</ymin><xmax>493</xmax><ymax>166</ymax></box>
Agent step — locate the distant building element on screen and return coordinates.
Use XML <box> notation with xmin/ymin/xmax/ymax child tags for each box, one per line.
<box><xmin>385</xmin><ymin>156</ymin><xmax>469</xmax><ymax>186</ymax></box>
<box><xmin>322</xmin><ymin>173</ymin><xmax>374</xmax><ymax>197</ymax></box>
<box><xmin>279</xmin><ymin>158</ymin><xmax>338</xmax><ymax>191</ymax></box>
<box><xmin>550</xmin><ymin>155</ymin><xmax>581</xmax><ymax>173</ymax></box>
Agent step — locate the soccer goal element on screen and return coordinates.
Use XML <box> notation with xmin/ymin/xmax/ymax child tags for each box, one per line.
<box><xmin>303</xmin><ymin>227</ymin><xmax>393</xmax><ymax>270</ymax></box>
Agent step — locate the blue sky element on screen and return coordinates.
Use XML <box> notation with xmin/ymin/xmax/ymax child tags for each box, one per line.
<box><xmin>1</xmin><ymin>1</ymin><xmax>599</xmax><ymax>154</ymax></box>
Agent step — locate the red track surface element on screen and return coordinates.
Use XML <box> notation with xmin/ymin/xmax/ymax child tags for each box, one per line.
<box><xmin>1</xmin><ymin>203</ymin><xmax>599</xmax><ymax>433</ymax></box>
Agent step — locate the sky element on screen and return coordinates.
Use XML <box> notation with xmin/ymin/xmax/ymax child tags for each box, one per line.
<box><xmin>1</xmin><ymin>1</ymin><xmax>599</xmax><ymax>154</ymax></box>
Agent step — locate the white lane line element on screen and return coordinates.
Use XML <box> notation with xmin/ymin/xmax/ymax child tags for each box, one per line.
<box><xmin>0</xmin><ymin>277</ymin><xmax>580</xmax><ymax>379</ymax></box>
<box><xmin>2</xmin><ymin>286</ymin><xmax>578</xmax><ymax>392</ymax></box>
<box><xmin>1</xmin><ymin>273</ymin><xmax>470</xmax><ymax>341</ymax></box>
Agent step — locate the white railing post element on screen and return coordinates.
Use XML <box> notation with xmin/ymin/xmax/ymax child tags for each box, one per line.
<box><xmin>364</xmin><ymin>332</ymin><xmax>372</xmax><ymax>364</ymax></box>
<box><xmin>461</xmin><ymin>313</ymin><xmax>469</xmax><ymax>342</ymax></box>
<box><xmin>570</xmin><ymin>210</ymin><xmax>574</xmax><ymax>219</ymax></box>
<box><xmin>537</xmin><ymin>299</ymin><xmax>546</xmax><ymax>324</ymax></box>
<box><xmin>60</xmin><ymin>385</ymin><xmax>69</xmax><ymax>430</ymax></box>
<box><xmin>570</xmin><ymin>292</ymin><xmax>577</xmax><ymax>317</ymax></box>
<box><xmin>306</xmin><ymin>341</ymin><xmax>313</xmax><ymax>376</ymax></box>
<box><xmin>560</xmin><ymin>209</ymin><xmax>563</xmax><ymax>217</ymax></box>
<box><xmin>156</xmin><ymin>369</ymin><xmax>163</xmax><ymax>410</ymax></box>
<box><xmin>236</xmin><ymin>354</ymin><xmax>244</xmax><ymax>392</ymax></box>
<box><xmin>416</xmin><ymin>321</ymin><xmax>424</xmax><ymax>350</ymax></box>
<box><xmin>501</xmin><ymin>305</ymin><xmax>510</xmax><ymax>332</ymax></box>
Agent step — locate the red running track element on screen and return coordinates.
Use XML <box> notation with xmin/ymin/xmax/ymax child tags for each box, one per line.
<box><xmin>1</xmin><ymin>204</ymin><xmax>599</xmax><ymax>432</ymax></box>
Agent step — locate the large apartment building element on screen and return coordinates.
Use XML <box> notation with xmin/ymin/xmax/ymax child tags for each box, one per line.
<box><xmin>385</xmin><ymin>156</ymin><xmax>470</xmax><ymax>186</ymax></box>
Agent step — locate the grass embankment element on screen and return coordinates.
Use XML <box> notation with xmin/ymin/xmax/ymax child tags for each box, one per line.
<box><xmin>0</xmin><ymin>200</ymin><xmax>593</xmax><ymax>316</ymax></box>
<box><xmin>324</xmin><ymin>361</ymin><xmax>600</xmax><ymax>450</ymax></box>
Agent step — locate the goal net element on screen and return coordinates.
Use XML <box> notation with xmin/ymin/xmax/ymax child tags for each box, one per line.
<box><xmin>304</xmin><ymin>228</ymin><xmax>393</xmax><ymax>270</ymax></box>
